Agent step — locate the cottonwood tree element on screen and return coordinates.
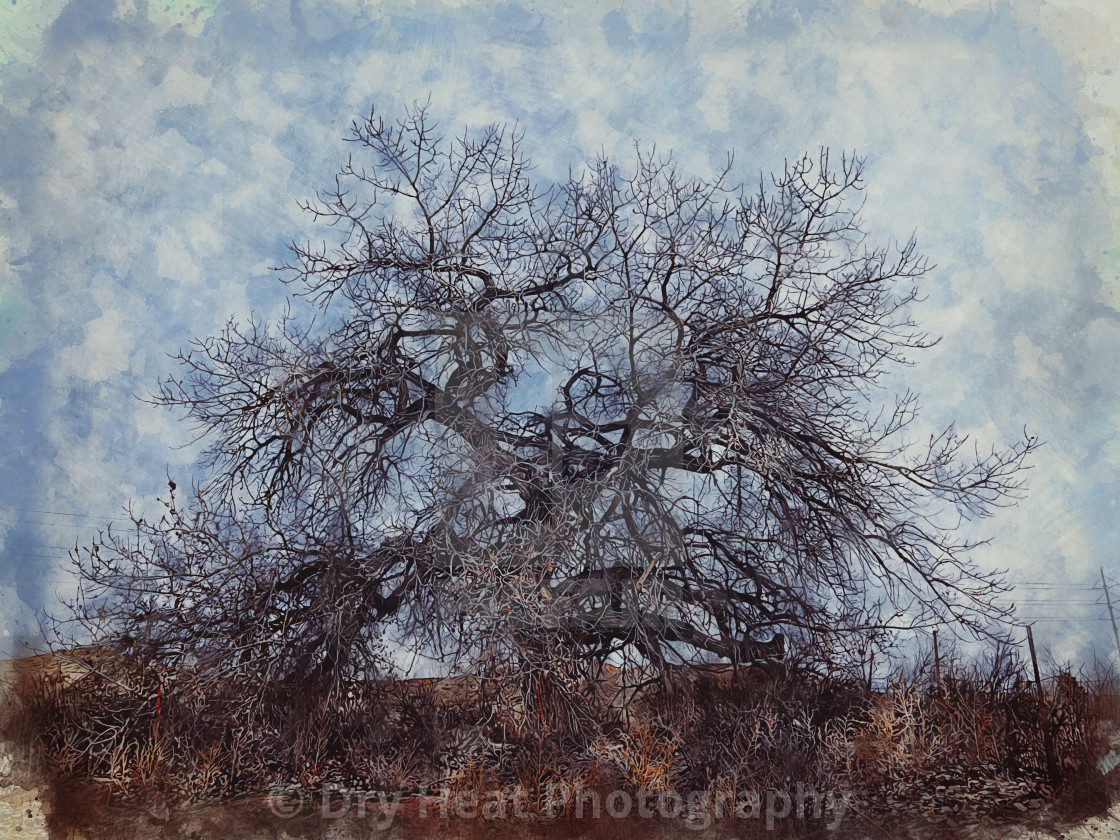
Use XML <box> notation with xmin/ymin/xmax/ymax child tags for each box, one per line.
<box><xmin>65</xmin><ymin>103</ymin><xmax>1036</xmax><ymax>712</ymax></box>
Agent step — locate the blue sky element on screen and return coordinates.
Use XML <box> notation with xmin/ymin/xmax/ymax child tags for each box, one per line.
<box><xmin>1</xmin><ymin>0</ymin><xmax>1118</xmax><ymax>667</ymax></box>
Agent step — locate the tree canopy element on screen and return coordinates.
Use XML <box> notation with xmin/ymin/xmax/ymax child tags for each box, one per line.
<box><xmin>66</xmin><ymin>103</ymin><xmax>1037</xmax><ymax>695</ymax></box>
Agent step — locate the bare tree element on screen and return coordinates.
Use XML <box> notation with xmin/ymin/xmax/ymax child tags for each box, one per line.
<box><xmin>63</xmin><ymin>103</ymin><xmax>1037</xmax><ymax>707</ymax></box>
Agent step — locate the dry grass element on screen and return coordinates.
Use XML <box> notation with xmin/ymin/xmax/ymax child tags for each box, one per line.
<box><xmin>7</xmin><ymin>648</ymin><xmax>1119</xmax><ymax>827</ymax></box>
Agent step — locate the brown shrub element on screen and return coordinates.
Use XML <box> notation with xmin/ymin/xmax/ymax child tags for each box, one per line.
<box><xmin>8</xmin><ymin>648</ymin><xmax>1118</xmax><ymax>827</ymax></box>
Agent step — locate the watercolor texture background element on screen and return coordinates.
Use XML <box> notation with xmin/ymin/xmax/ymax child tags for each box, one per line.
<box><xmin>1</xmin><ymin>0</ymin><xmax>1118</xmax><ymax>669</ymax></box>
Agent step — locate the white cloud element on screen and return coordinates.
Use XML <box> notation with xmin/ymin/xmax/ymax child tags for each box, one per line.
<box><xmin>155</xmin><ymin>229</ymin><xmax>203</xmax><ymax>287</ymax></box>
<box><xmin>160</xmin><ymin>65</ymin><xmax>212</xmax><ymax>108</ymax></box>
<box><xmin>58</xmin><ymin>281</ymin><xmax>139</xmax><ymax>383</ymax></box>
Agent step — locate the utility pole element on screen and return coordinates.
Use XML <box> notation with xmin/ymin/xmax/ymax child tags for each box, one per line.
<box><xmin>1102</xmin><ymin>567</ymin><xmax>1120</xmax><ymax>668</ymax></box>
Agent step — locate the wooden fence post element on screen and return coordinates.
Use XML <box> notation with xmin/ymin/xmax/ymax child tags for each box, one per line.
<box><xmin>932</xmin><ymin>629</ymin><xmax>941</xmax><ymax>697</ymax></box>
<box><xmin>1025</xmin><ymin>624</ymin><xmax>1059</xmax><ymax>783</ymax></box>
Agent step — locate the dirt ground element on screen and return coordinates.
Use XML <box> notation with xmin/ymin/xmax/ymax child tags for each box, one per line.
<box><xmin>0</xmin><ymin>777</ymin><xmax>47</xmax><ymax>839</ymax></box>
<box><xmin>0</xmin><ymin>789</ymin><xmax>1112</xmax><ymax>840</ymax></box>
<box><xmin>0</xmin><ymin>760</ymin><xmax>1115</xmax><ymax>840</ymax></box>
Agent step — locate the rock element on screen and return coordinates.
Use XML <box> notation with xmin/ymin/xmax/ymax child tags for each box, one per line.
<box><xmin>146</xmin><ymin>798</ymin><xmax>170</xmax><ymax>823</ymax></box>
<box><xmin>1098</xmin><ymin>750</ymin><xmax>1120</xmax><ymax>776</ymax></box>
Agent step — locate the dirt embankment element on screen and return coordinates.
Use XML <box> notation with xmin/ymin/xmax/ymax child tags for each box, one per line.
<box><xmin>0</xmin><ymin>656</ymin><xmax>48</xmax><ymax>838</ymax></box>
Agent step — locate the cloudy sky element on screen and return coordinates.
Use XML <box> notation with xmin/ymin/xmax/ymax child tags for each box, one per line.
<box><xmin>1</xmin><ymin>0</ymin><xmax>1118</xmax><ymax>667</ymax></box>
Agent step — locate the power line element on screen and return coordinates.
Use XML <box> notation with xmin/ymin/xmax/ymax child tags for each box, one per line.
<box><xmin>1016</xmin><ymin>617</ymin><xmax>1113</xmax><ymax>622</ymax></box>
<box><xmin>4</xmin><ymin>519</ymin><xmax>112</xmax><ymax>530</ymax></box>
<box><xmin>1016</xmin><ymin>602</ymin><xmax>1095</xmax><ymax>609</ymax></box>
<box><xmin>6</xmin><ymin>507</ymin><xmax>129</xmax><ymax>521</ymax></box>
<box><xmin>4</xmin><ymin>543</ymin><xmax>81</xmax><ymax>553</ymax></box>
